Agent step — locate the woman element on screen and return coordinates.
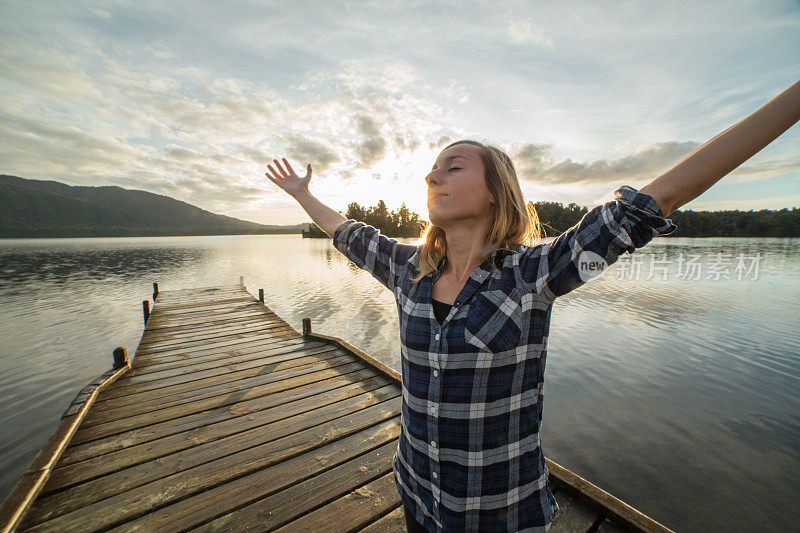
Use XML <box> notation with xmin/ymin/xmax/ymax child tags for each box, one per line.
<box><xmin>265</xmin><ymin>78</ymin><xmax>799</xmax><ymax>532</ymax></box>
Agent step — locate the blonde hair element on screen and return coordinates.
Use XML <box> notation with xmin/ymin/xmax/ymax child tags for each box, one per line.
<box><xmin>410</xmin><ymin>139</ymin><xmax>542</xmax><ymax>283</ymax></box>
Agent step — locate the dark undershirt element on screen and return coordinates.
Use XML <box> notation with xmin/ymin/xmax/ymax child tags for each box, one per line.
<box><xmin>431</xmin><ymin>297</ymin><xmax>453</xmax><ymax>325</ymax></box>
<box><xmin>430</xmin><ymin>250</ymin><xmax>506</xmax><ymax>325</ymax></box>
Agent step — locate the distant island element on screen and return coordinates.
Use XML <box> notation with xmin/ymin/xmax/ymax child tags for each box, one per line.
<box><xmin>2</xmin><ymin>174</ymin><xmax>798</xmax><ymax>239</ymax></box>
<box><xmin>302</xmin><ymin>200</ymin><xmax>427</xmax><ymax>238</ymax></box>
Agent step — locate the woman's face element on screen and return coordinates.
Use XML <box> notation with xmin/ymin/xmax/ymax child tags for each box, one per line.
<box><xmin>425</xmin><ymin>143</ymin><xmax>495</xmax><ymax>229</ymax></box>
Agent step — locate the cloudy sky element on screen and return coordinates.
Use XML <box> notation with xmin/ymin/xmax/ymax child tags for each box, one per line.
<box><xmin>1</xmin><ymin>0</ymin><xmax>798</xmax><ymax>225</ymax></box>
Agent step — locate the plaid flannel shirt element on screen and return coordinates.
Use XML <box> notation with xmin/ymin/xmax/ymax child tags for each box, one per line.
<box><xmin>332</xmin><ymin>185</ymin><xmax>677</xmax><ymax>532</ymax></box>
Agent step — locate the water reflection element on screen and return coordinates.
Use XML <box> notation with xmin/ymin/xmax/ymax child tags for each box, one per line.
<box><xmin>0</xmin><ymin>235</ymin><xmax>798</xmax><ymax>532</ymax></box>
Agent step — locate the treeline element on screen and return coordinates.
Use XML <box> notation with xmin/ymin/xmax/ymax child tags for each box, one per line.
<box><xmin>303</xmin><ymin>198</ymin><xmax>800</xmax><ymax>239</ymax></box>
<box><xmin>302</xmin><ymin>200</ymin><xmax>427</xmax><ymax>238</ymax></box>
<box><xmin>532</xmin><ymin>201</ymin><xmax>800</xmax><ymax>238</ymax></box>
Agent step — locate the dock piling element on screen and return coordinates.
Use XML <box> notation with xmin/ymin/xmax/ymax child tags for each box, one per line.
<box><xmin>239</xmin><ymin>275</ymin><xmax>244</xmax><ymax>288</ymax></box>
<box><xmin>153</xmin><ymin>282</ymin><xmax>159</xmax><ymax>301</ymax></box>
<box><xmin>258</xmin><ymin>289</ymin><xmax>264</xmax><ymax>303</ymax></box>
<box><xmin>113</xmin><ymin>347</ymin><xmax>129</xmax><ymax>369</ymax></box>
<box><xmin>142</xmin><ymin>300</ymin><xmax>150</xmax><ymax>324</ymax></box>
<box><xmin>302</xmin><ymin>317</ymin><xmax>311</xmax><ymax>336</ymax></box>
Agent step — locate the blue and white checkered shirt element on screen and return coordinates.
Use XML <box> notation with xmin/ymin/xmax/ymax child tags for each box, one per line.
<box><xmin>332</xmin><ymin>185</ymin><xmax>677</xmax><ymax>532</ymax></box>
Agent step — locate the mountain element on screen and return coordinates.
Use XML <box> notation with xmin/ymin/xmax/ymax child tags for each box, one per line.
<box><xmin>0</xmin><ymin>174</ymin><xmax>306</xmax><ymax>238</ymax></box>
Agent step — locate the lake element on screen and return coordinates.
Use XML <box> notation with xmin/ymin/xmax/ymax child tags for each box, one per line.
<box><xmin>0</xmin><ymin>234</ymin><xmax>798</xmax><ymax>532</ymax></box>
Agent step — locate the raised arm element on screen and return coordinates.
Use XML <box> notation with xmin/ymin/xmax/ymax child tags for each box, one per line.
<box><xmin>640</xmin><ymin>78</ymin><xmax>800</xmax><ymax>216</ymax></box>
<box><xmin>265</xmin><ymin>157</ymin><xmax>417</xmax><ymax>293</ymax></box>
<box><xmin>265</xmin><ymin>158</ymin><xmax>346</xmax><ymax>237</ymax></box>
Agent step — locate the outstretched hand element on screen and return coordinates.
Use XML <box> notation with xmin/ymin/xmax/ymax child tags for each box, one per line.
<box><xmin>265</xmin><ymin>158</ymin><xmax>312</xmax><ymax>198</ymax></box>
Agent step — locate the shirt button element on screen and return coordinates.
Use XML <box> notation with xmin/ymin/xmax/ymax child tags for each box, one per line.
<box><xmin>433</xmin><ymin>369</ymin><xmax>438</xmax><ymax>377</ymax></box>
<box><xmin>432</xmin><ymin>471</ymin><xmax>438</xmax><ymax>479</ymax></box>
<box><xmin>431</xmin><ymin>440</ymin><xmax>437</xmax><ymax>448</ymax></box>
<box><xmin>429</xmin><ymin>405</ymin><xmax>436</xmax><ymax>414</ymax></box>
<box><xmin>434</xmin><ymin>333</ymin><xmax>440</xmax><ymax>340</ymax></box>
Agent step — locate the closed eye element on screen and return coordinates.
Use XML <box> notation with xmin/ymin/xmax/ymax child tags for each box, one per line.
<box><xmin>449</xmin><ymin>167</ymin><xmax>461</xmax><ymax>171</ymax></box>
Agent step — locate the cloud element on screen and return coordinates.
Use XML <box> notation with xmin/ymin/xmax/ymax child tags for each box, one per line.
<box><xmin>513</xmin><ymin>141</ymin><xmax>701</xmax><ymax>185</ymax></box>
<box><xmin>165</xmin><ymin>145</ymin><xmax>205</xmax><ymax>162</ymax></box>
<box><xmin>354</xmin><ymin>115</ymin><xmax>381</xmax><ymax>136</ymax></box>
<box><xmin>428</xmin><ymin>136</ymin><xmax>452</xmax><ymax>150</ymax></box>
<box><xmin>239</xmin><ymin>147</ymin><xmax>272</xmax><ymax>165</ymax></box>
<box><xmin>507</xmin><ymin>19</ymin><xmax>555</xmax><ymax>49</ymax></box>
<box><xmin>279</xmin><ymin>132</ymin><xmax>340</xmax><ymax>171</ymax></box>
<box><xmin>355</xmin><ymin>136</ymin><xmax>387</xmax><ymax>167</ymax></box>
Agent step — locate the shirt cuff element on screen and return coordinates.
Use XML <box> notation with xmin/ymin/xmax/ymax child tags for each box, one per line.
<box><xmin>332</xmin><ymin>219</ymin><xmax>357</xmax><ymax>244</ymax></box>
<box><xmin>614</xmin><ymin>185</ymin><xmax>678</xmax><ymax>236</ymax></box>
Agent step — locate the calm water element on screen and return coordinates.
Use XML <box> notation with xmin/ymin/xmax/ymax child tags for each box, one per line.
<box><xmin>0</xmin><ymin>235</ymin><xmax>798</xmax><ymax>532</ymax></box>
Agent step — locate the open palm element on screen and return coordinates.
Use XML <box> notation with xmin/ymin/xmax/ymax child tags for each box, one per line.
<box><xmin>265</xmin><ymin>158</ymin><xmax>312</xmax><ymax>197</ymax></box>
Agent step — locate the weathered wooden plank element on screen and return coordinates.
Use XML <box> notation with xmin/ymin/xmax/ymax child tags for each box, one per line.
<box><xmin>91</xmin><ymin>348</ymin><xmax>351</xmax><ymax>413</ymax></box>
<box><xmin>356</xmin><ymin>505</ymin><xmax>406</xmax><ymax>533</ymax></box>
<box><xmin>83</xmin><ymin>351</ymin><xmax>358</xmax><ymax>425</ymax></box>
<box><xmin>149</xmin><ymin>295</ymin><xmax>252</xmax><ymax>312</ymax></box>
<box><xmin>138</xmin><ymin>315</ymin><xmax>279</xmax><ymax>345</ymax></box>
<box><xmin>130</xmin><ymin>334</ymin><xmax>311</xmax><ymax>373</ymax></box>
<box><xmin>123</xmin><ymin>336</ymin><xmax>310</xmax><ymax>377</ymax></box>
<box><xmin>143</xmin><ymin>308</ymin><xmax>270</xmax><ymax>331</ymax></box>
<box><xmin>74</xmin><ymin>353</ymin><xmax>359</xmax><ymax>439</ymax></box>
<box><xmin>271</xmin><ymin>471</ymin><xmax>400</xmax><ymax>533</ymax></box>
<box><xmin>90</xmin><ymin>351</ymin><xmax>355</xmax><ymax>417</ymax></box>
<box><xmin>149</xmin><ymin>301</ymin><xmax>260</xmax><ymax>316</ymax></box>
<box><xmin>145</xmin><ymin>303</ymin><xmax>268</xmax><ymax>323</ymax></box>
<box><xmin>141</xmin><ymin>312</ymin><xmax>269</xmax><ymax>336</ymax></box>
<box><xmin>148</xmin><ymin>297</ymin><xmax>255</xmax><ymax>313</ymax></box>
<box><xmin>134</xmin><ymin>324</ymin><xmax>298</xmax><ymax>357</ymax></box>
<box><xmin>134</xmin><ymin>323</ymin><xmax>295</xmax><ymax>355</ymax></box>
<box><xmin>550</xmin><ymin>488</ymin><xmax>601</xmax><ymax>533</ymax></box>
<box><xmin>143</xmin><ymin>310</ymin><xmax>278</xmax><ymax>334</ymax></box>
<box><xmin>146</xmin><ymin>300</ymin><xmax>259</xmax><ymax>319</ymax></box>
<box><xmin>72</xmin><ymin>363</ymin><xmax>382</xmax><ymax>444</ymax></box>
<box><xmin>22</xmin><ymin>418</ymin><xmax>401</xmax><ymax>531</ymax></box>
<box><xmin>45</xmin><ymin>382</ymin><xmax>400</xmax><ymax>494</ymax></box>
<box><xmin>110</xmin><ymin>437</ymin><xmax>401</xmax><ymax>532</ymax></box>
<box><xmin>152</xmin><ymin>287</ymin><xmax>243</xmax><ymax>302</ymax></box>
<box><xmin>127</xmin><ymin>335</ymin><xmax>298</xmax><ymax>371</ymax></box>
<box><xmin>99</xmin><ymin>343</ymin><xmax>337</xmax><ymax>397</ymax></box>
<box><xmin>132</xmin><ymin>332</ymin><xmax>299</xmax><ymax>367</ymax></box>
<box><xmin>31</xmin><ymin>395</ymin><xmax>402</xmax><ymax>523</ymax></box>
<box><xmin>61</xmin><ymin>369</ymin><xmax>394</xmax><ymax>466</ymax></box>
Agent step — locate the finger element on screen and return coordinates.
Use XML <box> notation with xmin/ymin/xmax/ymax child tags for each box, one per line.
<box><xmin>306</xmin><ymin>163</ymin><xmax>312</xmax><ymax>178</ymax></box>
<box><xmin>282</xmin><ymin>158</ymin><xmax>295</xmax><ymax>175</ymax></box>
<box><xmin>266</xmin><ymin>165</ymin><xmax>280</xmax><ymax>180</ymax></box>
<box><xmin>273</xmin><ymin>158</ymin><xmax>288</xmax><ymax>177</ymax></box>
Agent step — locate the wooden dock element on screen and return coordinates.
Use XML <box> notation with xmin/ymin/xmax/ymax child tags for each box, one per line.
<box><xmin>1</xmin><ymin>284</ymin><xmax>674</xmax><ymax>533</ymax></box>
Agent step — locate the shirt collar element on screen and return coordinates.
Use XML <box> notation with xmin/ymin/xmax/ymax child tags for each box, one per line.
<box><xmin>434</xmin><ymin>245</ymin><xmax>515</xmax><ymax>277</ymax></box>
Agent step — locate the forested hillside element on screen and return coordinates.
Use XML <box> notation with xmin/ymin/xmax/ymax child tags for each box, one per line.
<box><xmin>0</xmin><ymin>175</ymin><xmax>304</xmax><ymax>237</ymax></box>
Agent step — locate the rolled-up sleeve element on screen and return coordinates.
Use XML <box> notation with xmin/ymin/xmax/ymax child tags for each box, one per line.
<box><xmin>332</xmin><ymin>219</ymin><xmax>419</xmax><ymax>293</ymax></box>
<box><xmin>520</xmin><ymin>185</ymin><xmax>678</xmax><ymax>300</ymax></box>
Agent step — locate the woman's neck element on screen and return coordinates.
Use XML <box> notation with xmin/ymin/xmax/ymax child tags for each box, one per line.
<box><xmin>442</xmin><ymin>222</ymin><xmax>494</xmax><ymax>283</ymax></box>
